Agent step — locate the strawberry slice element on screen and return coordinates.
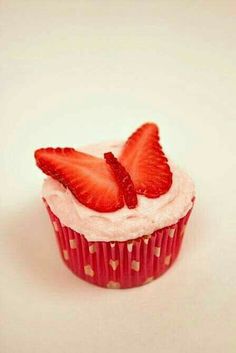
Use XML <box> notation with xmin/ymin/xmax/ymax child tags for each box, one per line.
<box><xmin>34</xmin><ymin>147</ymin><xmax>124</xmax><ymax>212</ymax></box>
<box><xmin>119</xmin><ymin>123</ymin><xmax>172</xmax><ymax>198</ymax></box>
<box><xmin>104</xmin><ymin>152</ymin><xmax>138</xmax><ymax>209</ymax></box>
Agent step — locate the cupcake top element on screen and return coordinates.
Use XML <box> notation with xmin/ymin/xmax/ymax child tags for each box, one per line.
<box><xmin>35</xmin><ymin>123</ymin><xmax>195</xmax><ymax>241</ymax></box>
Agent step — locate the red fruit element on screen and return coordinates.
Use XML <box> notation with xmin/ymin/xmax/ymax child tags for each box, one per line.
<box><xmin>34</xmin><ymin>147</ymin><xmax>124</xmax><ymax>212</ymax></box>
<box><xmin>119</xmin><ymin>123</ymin><xmax>172</xmax><ymax>198</ymax></box>
<box><xmin>104</xmin><ymin>152</ymin><xmax>138</xmax><ymax>209</ymax></box>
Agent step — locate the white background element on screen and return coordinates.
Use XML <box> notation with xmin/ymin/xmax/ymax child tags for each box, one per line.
<box><xmin>1</xmin><ymin>1</ymin><xmax>236</xmax><ymax>352</ymax></box>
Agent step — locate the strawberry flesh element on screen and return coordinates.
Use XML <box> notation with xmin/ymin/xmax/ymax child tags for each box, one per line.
<box><xmin>119</xmin><ymin>123</ymin><xmax>172</xmax><ymax>198</ymax></box>
<box><xmin>104</xmin><ymin>152</ymin><xmax>138</xmax><ymax>209</ymax></box>
<box><xmin>35</xmin><ymin>122</ymin><xmax>172</xmax><ymax>213</ymax></box>
<box><xmin>35</xmin><ymin>147</ymin><xmax>124</xmax><ymax>212</ymax></box>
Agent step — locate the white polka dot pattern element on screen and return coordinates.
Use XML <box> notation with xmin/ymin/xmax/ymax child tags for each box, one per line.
<box><xmin>84</xmin><ymin>265</ymin><xmax>94</xmax><ymax>277</ymax></box>
<box><xmin>169</xmin><ymin>228</ymin><xmax>175</xmax><ymax>238</ymax></box>
<box><xmin>154</xmin><ymin>247</ymin><xmax>161</xmax><ymax>257</ymax></box>
<box><xmin>144</xmin><ymin>276</ymin><xmax>154</xmax><ymax>284</ymax></box>
<box><xmin>45</xmin><ymin>197</ymin><xmax>194</xmax><ymax>289</ymax></box>
<box><xmin>69</xmin><ymin>239</ymin><xmax>77</xmax><ymax>249</ymax></box>
<box><xmin>165</xmin><ymin>255</ymin><xmax>171</xmax><ymax>266</ymax></box>
<box><xmin>63</xmin><ymin>250</ymin><xmax>69</xmax><ymax>260</ymax></box>
<box><xmin>107</xmin><ymin>281</ymin><xmax>120</xmax><ymax>289</ymax></box>
<box><xmin>131</xmin><ymin>260</ymin><xmax>140</xmax><ymax>272</ymax></box>
<box><xmin>127</xmin><ymin>242</ymin><xmax>133</xmax><ymax>252</ymax></box>
<box><xmin>89</xmin><ymin>244</ymin><xmax>96</xmax><ymax>254</ymax></box>
<box><xmin>109</xmin><ymin>259</ymin><xmax>119</xmax><ymax>270</ymax></box>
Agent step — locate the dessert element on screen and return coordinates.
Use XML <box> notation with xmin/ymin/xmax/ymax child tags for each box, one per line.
<box><xmin>34</xmin><ymin>123</ymin><xmax>195</xmax><ymax>288</ymax></box>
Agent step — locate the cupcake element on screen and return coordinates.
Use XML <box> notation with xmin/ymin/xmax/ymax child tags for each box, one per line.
<box><xmin>34</xmin><ymin>123</ymin><xmax>195</xmax><ymax>289</ymax></box>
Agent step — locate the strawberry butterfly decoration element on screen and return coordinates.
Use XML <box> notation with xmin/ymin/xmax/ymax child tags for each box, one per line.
<box><xmin>34</xmin><ymin>123</ymin><xmax>172</xmax><ymax>212</ymax></box>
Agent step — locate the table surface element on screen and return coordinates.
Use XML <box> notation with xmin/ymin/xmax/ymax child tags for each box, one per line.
<box><xmin>1</xmin><ymin>1</ymin><xmax>236</xmax><ymax>353</ymax></box>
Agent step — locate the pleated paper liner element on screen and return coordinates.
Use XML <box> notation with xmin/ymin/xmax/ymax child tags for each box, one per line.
<box><xmin>44</xmin><ymin>199</ymin><xmax>194</xmax><ymax>289</ymax></box>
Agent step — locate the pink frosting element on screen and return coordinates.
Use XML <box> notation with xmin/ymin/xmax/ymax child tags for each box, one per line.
<box><xmin>42</xmin><ymin>142</ymin><xmax>195</xmax><ymax>241</ymax></box>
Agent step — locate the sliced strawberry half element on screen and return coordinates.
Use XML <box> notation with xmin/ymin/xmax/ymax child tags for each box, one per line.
<box><xmin>119</xmin><ymin>123</ymin><xmax>172</xmax><ymax>198</ymax></box>
<box><xmin>104</xmin><ymin>152</ymin><xmax>138</xmax><ymax>209</ymax></box>
<box><xmin>34</xmin><ymin>147</ymin><xmax>124</xmax><ymax>212</ymax></box>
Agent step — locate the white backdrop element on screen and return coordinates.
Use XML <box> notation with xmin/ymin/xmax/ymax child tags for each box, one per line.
<box><xmin>1</xmin><ymin>1</ymin><xmax>235</xmax><ymax>353</ymax></box>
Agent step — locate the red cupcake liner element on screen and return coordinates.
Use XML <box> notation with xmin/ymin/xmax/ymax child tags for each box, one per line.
<box><xmin>44</xmin><ymin>199</ymin><xmax>194</xmax><ymax>289</ymax></box>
